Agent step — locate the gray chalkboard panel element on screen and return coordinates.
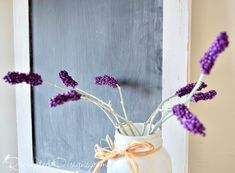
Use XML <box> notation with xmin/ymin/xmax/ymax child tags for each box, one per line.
<box><xmin>30</xmin><ymin>0</ymin><xmax>162</xmax><ymax>172</ymax></box>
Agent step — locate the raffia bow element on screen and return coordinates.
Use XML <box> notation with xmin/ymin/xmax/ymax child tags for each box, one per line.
<box><xmin>93</xmin><ymin>135</ymin><xmax>162</xmax><ymax>173</ymax></box>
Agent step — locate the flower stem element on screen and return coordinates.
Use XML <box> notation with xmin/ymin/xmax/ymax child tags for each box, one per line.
<box><xmin>75</xmin><ymin>85</ymin><xmax>132</xmax><ymax>135</ymax></box>
<box><xmin>150</xmin><ymin>113</ymin><xmax>173</xmax><ymax>134</ymax></box>
<box><xmin>82</xmin><ymin>95</ymin><xmax>129</xmax><ymax>135</ymax></box>
<box><xmin>129</xmin><ymin>121</ymin><xmax>141</xmax><ymax>136</ymax></box>
<box><xmin>89</xmin><ymin>100</ymin><xmax>116</xmax><ymax>127</ymax></box>
<box><xmin>117</xmin><ymin>85</ymin><xmax>135</xmax><ymax>136</ymax></box>
<box><xmin>117</xmin><ymin>85</ymin><xmax>128</xmax><ymax>119</ymax></box>
<box><xmin>75</xmin><ymin>86</ymin><xmax>111</xmax><ymax>109</ymax></box>
<box><xmin>44</xmin><ymin>81</ymin><xmax>68</xmax><ymax>91</ymax></box>
<box><xmin>44</xmin><ymin>81</ymin><xmax>129</xmax><ymax>135</ymax></box>
<box><xmin>142</xmin><ymin>94</ymin><xmax>176</xmax><ymax>135</ymax></box>
<box><xmin>161</xmin><ymin>114</ymin><xmax>173</xmax><ymax>124</ymax></box>
<box><xmin>185</xmin><ymin>74</ymin><xmax>204</xmax><ymax>103</ymax></box>
<box><xmin>149</xmin><ymin>74</ymin><xmax>204</xmax><ymax>134</ymax></box>
<box><xmin>98</xmin><ymin>107</ymin><xmax>128</xmax><ymax>135</ymax></box>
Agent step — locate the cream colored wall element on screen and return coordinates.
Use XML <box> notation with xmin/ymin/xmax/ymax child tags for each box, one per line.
<box><xmin>190</xmin><ymin>0</ymin><xmax>235</xmax><ymax>172</ymax></box>
<box><xmin>0</xmin><ymin>0</ymin><xmax>17</xmax><ymax>173</ymax></box>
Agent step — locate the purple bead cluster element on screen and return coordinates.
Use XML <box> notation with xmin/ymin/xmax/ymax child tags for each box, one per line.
<box><xmin>172</xmin><ymin>104</ymin><xmax>206</xmax><ymax>136</ymax></box>
<box><xmin>49</xmin><ymin>90</ymin><xmax>81</xmax><ymax>107</ymax></box>
<box><xmin>200</xmin><ymin>32</ymin><xmax>229</xmax><ymax>75</ymax></box>
<box><xmin>191</xmin><ymin>90</ymin><xmax>217</xmax><ymax>103</ymax></box>
<box><xmin>3</xmin><ymin>72</ymin><xmax>43</xmax><ymax>86</ymax></box>
<box><xmin>59</xmin><ymin>70</ymin><xmax>78</xmax><ymax>88</ymax></box>
<box><xmin>176</xmin><ymin>82</ymin><xmax>207</xmax><ymax>97</ymax></box>
<box><xmin>95</xmin><ymin>75</ymin><xmax>119</xmax><ymax>88</ymax></box>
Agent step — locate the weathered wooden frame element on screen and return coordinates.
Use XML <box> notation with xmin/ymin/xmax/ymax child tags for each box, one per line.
<box><xmin>13</xmin><ymin>0</ymin><xmax>191</xmax><ymax>173</ymax></box>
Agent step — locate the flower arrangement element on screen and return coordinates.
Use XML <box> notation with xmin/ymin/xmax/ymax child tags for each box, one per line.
<box><xmin>3</xmin><ymin>32</ymin><xmax>229</xmax><ymax>137</ymax></box>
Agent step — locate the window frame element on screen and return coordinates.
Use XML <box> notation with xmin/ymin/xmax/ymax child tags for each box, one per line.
<box><xmin>13</xmin><ymin>0</ymin><xmax>191</xmax><ymax>172</ymax></box>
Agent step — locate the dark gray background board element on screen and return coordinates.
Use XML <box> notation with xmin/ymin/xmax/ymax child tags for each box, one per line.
<box><xmin>30</xmin><ymin>0</ymin><xmax>163</xmax><ymax>172</ymax></box>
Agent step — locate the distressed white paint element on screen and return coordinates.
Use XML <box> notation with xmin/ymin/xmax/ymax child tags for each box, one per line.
<box><xmin>13</xmin><ymin>0</ymin><xmax>33</xmax><ymax>170</ymax></box>
<box><xmin>162</xmin><ymin>0</ymin><xmax>191</xmax><ymax>173</ymax></box>
<box><xmin>13</xmin><ymin>0</ymin><xmax>191</xmax><ymax>172</ymax></box>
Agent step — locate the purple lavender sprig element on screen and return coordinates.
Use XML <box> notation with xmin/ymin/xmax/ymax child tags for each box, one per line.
<box><xmin>176</xmin><ymin>82</ymin><xmax>207</xmax><ymax>97</ymax></box>
<box><xmin>3</xmin><ymin>72</ymin><xmax>26</xmax><ymax>84</ymax></box>
<box><xmin>95</xmin><ymin>75</ymin><xmax>119</xmax><ymax>88</ymax></box>
<box><xmin>172</xmin><ymin>104</ymin><xmax>206</xmax><ymax>136</ymax></box>
<box><xmin>3</xmin><ymin>71</ymin><xmax>43</xmax><ymax>86</ymax></box>
<box><xmin>59</xmin><ymin>70</ymin><xmax>78</xmax><ymax>88</ymax></box>
<box><xmin>200</xmin><ymin>32</ymin><xmax>229</xmax><ymax>75</ymax></box>
<box><xmin>49</xmin><ymin>90</ymin><xmax>81</xmax><ymax>107</ymax></box>
<box><xmin>191</xmin><ymin>90</ymin><xmax>217</xmax><ymax>103</ymax></box>
<box><xmin>26</xmin><ymin>73</ymin><xmax>43</xmax><ymax>86</ymax></box>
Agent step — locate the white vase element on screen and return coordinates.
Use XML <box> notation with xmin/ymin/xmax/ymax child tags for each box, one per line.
<box><xmin>107</xmin><ymin>123</ymin><xmax>172</xmax><ymax>173</ymax></box>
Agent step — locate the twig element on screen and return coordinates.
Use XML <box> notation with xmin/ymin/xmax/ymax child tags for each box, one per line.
<box><xmin>142</xmin><ymin>94</ymin><xmax>176</xmax><ymax>135</ymax></box>
<box><xmin>44</xmin><ymin>81</ymin><xmax>130</xmax><ymax>135</ymax></box>
<box><xmin>44</xmin><ymin>81</ymin><xmax>68</xmax><ymax>91</ymax></box>
<box><xmin>117</xmin><ymin>85</ymin><xmax>128</xmax><ymax>120</ymax></box>
<box><xmin>150</xmin><ymin>112</ymin><xmax>173</xmax><ymax>134</ymax></box>
<box><xmin>129</xmin><ymin>122</ymin><xmax>141</xmax><ymax>136</ymax></box>
<box><xmin>95</xmin><ymin>103</ymin><xmax>127</xmax><ymax>135</ymax></box>
<box><xmin>81</xmin><ymin>95</ymin><xmax>129</xmax><ymax>135</ymax></box>
<box><xmin>148</xmin><ymin>74</ymin><xmax>205</xmax><ymax>134</ymax></box>
<box><xmin>75</xmin><ymin>86</ymin><xmax>111</xmax><ymax>109</ymax></box>
<box><xmin>117</xmin><ymin>85</ymin><xmax>135</xmax><ymax>136</ymax></box>
<box><xmin>185</xmin><ymin>74</ymin><xmax>204</xmax><ymax>103</ymax></box>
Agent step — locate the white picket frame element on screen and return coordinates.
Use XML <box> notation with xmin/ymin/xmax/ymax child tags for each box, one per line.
<box><xmin>13</xmin><ymin>0</ymin><xmax>191</xmax><ymax>173</ymax></box>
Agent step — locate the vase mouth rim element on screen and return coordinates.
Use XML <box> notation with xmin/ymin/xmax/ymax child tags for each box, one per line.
<box><xmin>115</xmin><ymin>122</ymin><xmax>161</xmax><ymax>140</ymax></box>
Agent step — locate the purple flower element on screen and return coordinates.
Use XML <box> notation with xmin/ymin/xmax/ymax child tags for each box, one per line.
<box><xmin>176</xmin><ymin>82</ymin><xmax>207</xmax><ymax>97</ymax></box>
<box><xmin>49</xmin><ymin>90</ymin><xmax>81</xmax><ymax>107</ymax></box>
<box><xmin>59</xmin><ymin>70</ymin><xmax>78</xmax><ymax>88</ymax></box>
<box><xmin>200</xmin><ymin>32</ymin><xmax>229</xmax><ymax>75</ymax></box>
<box><xmin>3</xmin><ymin>71</ymin><xmax>43</xmax><ymax>86</ymax></box>
<box><xmin>172</xmin><ymin>104</ymin><xmax>206</xmax><ymax>136</ymax></box>
<box><xmin>191</xmin><ymin>90</ymin><xmax>217</xmax><ymax>103</ymax></box>
<box><xmin>26</xmin><ymin>72</ymin><xmax>43</xmax><ymax>86</ymax></box>
<box><xmin>95</xmin><ymin>75</ymin><xmax>119</xmax><ymax>88</ymax></box>
<box><xmin>184</xmin><ymin>116</ymin><xmax>206</xmax><ymax>137</ymax></box>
